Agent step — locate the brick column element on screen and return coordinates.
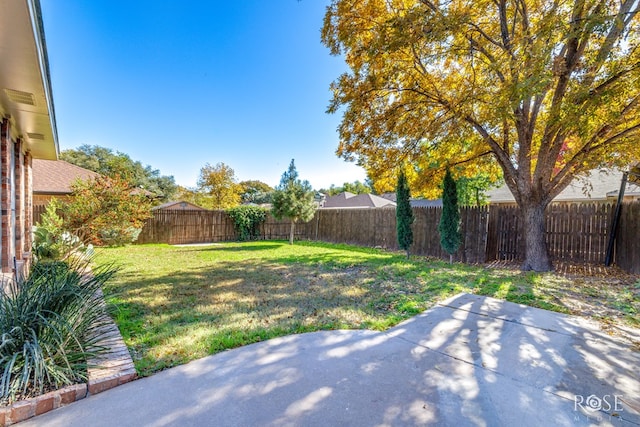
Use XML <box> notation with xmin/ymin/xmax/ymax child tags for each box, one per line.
<box><xmin>14</xmin><ymin>139</ymin><xmax>23</xmax><ymax>263</ymax></box>
<box><xmin>23</xmin><ymin>151</ymin><xmax>33</xmax><ymax>267</ymax></box>
<box><xmin>0</xmin><ymin>118</ymin><xmax>13</xmax><ymax>273</ymax></box>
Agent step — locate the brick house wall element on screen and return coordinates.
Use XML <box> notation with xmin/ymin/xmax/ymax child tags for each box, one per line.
<box><xmin>1</xmin><ymin>118</ymin><xmax>34</xmax><ymax>275</ymax></box>
<box><xmin>24</xmin><ymin>153</ymin><xmax>33</xmax><ymax>263</ymax></box>
<box><xmin>15</xmin><ymin>138</ymin><xmax>24</xmax><ymax>266</ymax></box>
<box><xmin>0</xmin><ymin>0</ymin><xmax>59</xmax><ymax>280</ymax></box>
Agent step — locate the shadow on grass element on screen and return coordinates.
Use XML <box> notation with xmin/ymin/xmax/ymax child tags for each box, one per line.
<box><xmin>199</xmin><ymin>242</ymin><xmax>286</xmax><ymax>252</ymax></box>
<box><xmin>34</xmin><ymin>292</ymin><xmax>640</xmax><ymax>426</ymax></box>
<box><xmin>102</xmin><ymin>245</ymin><xmax>586</xmax><ymax>376</ymax></box>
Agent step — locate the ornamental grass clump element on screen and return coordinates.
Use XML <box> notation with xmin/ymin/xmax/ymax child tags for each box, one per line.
<box><xmin>0</xmin><ymin>259</ymin><xmax>117</xmax><ymax>404</ymax></box>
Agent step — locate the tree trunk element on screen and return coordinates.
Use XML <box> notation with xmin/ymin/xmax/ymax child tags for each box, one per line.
<box><xmin>289</xmin><ymin>220</ymin><xmax>295</xmax><ymax>245</ymax></box>
<box><xmin>520</xmin><ymin>202</ymin><xmax>552</xmax><ymax>272</ymax></box>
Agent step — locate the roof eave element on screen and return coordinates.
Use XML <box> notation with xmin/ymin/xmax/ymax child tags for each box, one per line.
<box><xmin>28</xmin><ymin>0</ymin><xmax>59</xmax><ymax>157</ymax></box>
<box><xmin>0</xmin><ymin>0</ymin><xmax>59</xmax><ymax>160</ymax></box>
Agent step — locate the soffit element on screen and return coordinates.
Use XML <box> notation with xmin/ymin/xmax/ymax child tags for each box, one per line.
<box><xmin>0</xmin><ymin>0</ymin><xmax>58</xmax><ymax>159</ymax></box>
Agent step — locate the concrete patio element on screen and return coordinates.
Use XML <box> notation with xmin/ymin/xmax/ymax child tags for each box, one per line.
<box><xmin>21</xmin><ymin>293</ymin><xmax>640</xmax><ymax>426</ymax></box>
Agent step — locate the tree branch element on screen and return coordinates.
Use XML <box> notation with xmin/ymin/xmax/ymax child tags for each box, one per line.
<box><xmin>560</xmin><ymin>121</ymin><xmax>640</xmax><ymax>182</ymax></box>
<box><xmin>464</xmin><ymin>115</ymin><xmax>517</xmax><ymax>180</ymax></box>
<box><xmin>498</xmin><ymin>0</ymin><xmax>516</xmax><ymax>61</ymax></box>
<box><xmin>447</xmin><ymin>150</ymin><xmax>494</xmax><ymax>168</ymax></box>
<box><xmin>590</xmin><ymin>0</ymin><xmax>638</xmax><ymax>79</ymax></box>
<box><xmin>581</xmin><ymin>61</ymin><xmax>640</xmax><ymax>103</ymax></box>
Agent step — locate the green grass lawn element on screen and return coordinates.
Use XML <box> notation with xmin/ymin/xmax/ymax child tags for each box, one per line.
<box><xmin>95</xmin><ymin>241</ymin><xmax>640</xmax><ymax>376</ymax></box>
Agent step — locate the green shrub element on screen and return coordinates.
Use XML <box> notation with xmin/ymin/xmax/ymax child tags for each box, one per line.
<box><xmin>98</xmin><ymin>226</ymin><xmax>142</xmax><ymax>247</ymax></box>
<box><xmin>0</xmin><ymin>259</ymin><xmax>117</xmax><ymax>404</ymax></box>
<box><xmin>226</xmin><ymin>206</ymin><xmax>268</xmax><ymax>241</ymax></box>
<box><xmin>33</xmin><ymin>200</ymin><xmax>93</xmax><ymax>261</ymax></box>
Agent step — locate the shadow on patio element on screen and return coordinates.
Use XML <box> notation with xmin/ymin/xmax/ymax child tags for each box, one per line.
<box><xmin>22</xmin><ymin>293</ymin><xmax>640</xmax><ymax>427</ymax></box>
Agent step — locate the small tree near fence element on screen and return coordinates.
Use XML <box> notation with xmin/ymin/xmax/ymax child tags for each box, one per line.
<box><xmin>396</xmin><ymin>169</ymin><xmax>414</xmax><ymax>258</ymax></box>
<box><xmin>32</xmin><ymin>199</ymin><xmax>89</xmax><ymax>261</ymax></box>
<box><xmin>271</xmin><ymin>159</ymin><xmax>317</xmax><ymax>244</ymax></box>
<box><xmin>439</xmin><ymin>169</ymin><xmax>461</xmax><ymax>263</ymax></box>
<box><xmin>63</xmin><ymin>174</ymin><xmax>153</xmax><ymax>246</ymax></box>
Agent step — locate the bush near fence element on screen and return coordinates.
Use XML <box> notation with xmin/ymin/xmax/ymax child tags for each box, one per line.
<box><xmin>134</xmin><ymin>201</ymin><xmax>640</xmax><ymax>273</ymax></box>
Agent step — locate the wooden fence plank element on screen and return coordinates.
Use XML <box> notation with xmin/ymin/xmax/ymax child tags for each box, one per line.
<box><xmin>491</xmin><ymin>201</ymin><xmax>619</xmax><ymax>265</ymax></box>
<box><xmin>615</xmin><ymin>201</ymin><xmax>640</xmax><ymax>273</ymax></box>
<box><xmin>131</xmin><ymin>200</ymin><xmax>637</xmax><ymax>272</ymax></box>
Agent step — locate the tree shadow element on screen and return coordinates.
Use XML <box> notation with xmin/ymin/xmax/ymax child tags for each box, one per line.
<box><xmin>33</xmin><ymin>293</ymin><xmax>640</xmax><ymax>426</ymax></box>
<box><xmin>198</xmin><ymin>242</ymin><xmax>286</xmax><ymax>252</ymax></box>
<box><xmin>103</xmin><ymin>250</ymin><xmax>620</xmax><ymax>378</ymax></box>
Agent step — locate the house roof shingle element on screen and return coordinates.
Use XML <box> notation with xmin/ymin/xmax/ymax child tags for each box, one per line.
<box><xmin>32</xmin><ymin>159</ymin><xmax>101</xmax><ymax>194</ymax></box>
<box><xmin>487</xmin><ymin>168</ymin><xmax>640</xmax><ymax>203</ymax></box>
<box><xmin>379</xmin><ymin>193</ymin><xmax>442</xmax><ymax>207</ymax></box>
<box><xmin>152</xmin><ymin>201</ymin><xmax>207</xmax><ymax>211</ymax></box>
<box><xmin>322</xmin><ymin>192</ymin><xmax>396</xmax><ymax>208</ymax></box>
<box><xmin>411</xmin><ymin>199</ymin><xmax>443</xmax><ymax>207</ymax></box>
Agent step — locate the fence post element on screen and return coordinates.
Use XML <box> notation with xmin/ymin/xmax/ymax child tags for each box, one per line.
<box><xmin>133</xmin><ymin>203</ymin><xmax>639</xmax><ymax>273</ymax></box>
<box><xmin>614</xmin><ymin>201</ymin><xmax>640</xmax><ymax>273</ymax></box>
<box><xmin>484</xmin><ymin>205</ymin><xmax>499</xmax><ymax>262</ymax></box>
<box><xmin>605</xmin><ymin>172</ymin><xmax>627</xmax><ymax>266</ymax></box>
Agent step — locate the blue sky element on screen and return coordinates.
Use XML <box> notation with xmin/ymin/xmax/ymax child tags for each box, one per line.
<box><xmin>40</xmin><ymin>1</ymin><xmax>366</xmax><ymax>190</ymax></box>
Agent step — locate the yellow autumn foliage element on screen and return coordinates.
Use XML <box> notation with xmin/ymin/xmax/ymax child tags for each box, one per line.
<box><xmin>322</xmin><ymin>0</ymin><xmax>640</xmax><ymax>205</ymax></box>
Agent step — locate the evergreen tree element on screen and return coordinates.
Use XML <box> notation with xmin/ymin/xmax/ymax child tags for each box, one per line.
<box><xmin>395</xmin><ymin>169</ymin><xmax>413</xmax><ymax>258</ymax></box>
<box><xmin>439</xmin><ymin>169</ymin><xmax>461</xmax><ymax>263</ymax></box>
<box><xmin>271</xmin><ymin>160</ymin><xmax>317</xmax><ymax>244</ymax></box>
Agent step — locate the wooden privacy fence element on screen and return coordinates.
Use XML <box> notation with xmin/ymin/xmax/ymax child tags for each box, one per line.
<box><xmin>136</xmin><ymin>207</ymin><xmax>488</xmax><ymax>263</ymax></box>
<box><xmin>485</xmin><ymin>202</ymin><xmax>616</xmax><ymax>264</ymax></box>
<box><xmin>136</xmin><ymin>210</ymin><xmax>233</xmax><ymax>244</ymax></box>
<box><xmin>33</xmin><ymin>205</ymin><xmax>46</xmax><ymax>225</ymax></box>
<box><xmin>312</xmin><ymin>207</ymin><xmax>489</xmax><ymax>264</ymax></box>
<box><xmin>135</xmin><ymin>201</ymin><xmax>640</xmax><ymax>273</ymax></box>
<box><xmin>615</xmin><ymin>202</ymin><xmax>640</xmax><ymax>273</ymax></box>
<box><xmin>136</xmin><ymin>210</ymin><xmax>313</xmax><ymax>245</ymax></box>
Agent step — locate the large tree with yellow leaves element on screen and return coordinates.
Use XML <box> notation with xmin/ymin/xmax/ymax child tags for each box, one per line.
<box><xmin>322</xmin><ymin>0</ymin><xmax>640</xmax><ymax>271</ymax></box>
<box><xmin>196</xmin><ymin>162</ymin><xmax>242</xmax><ymax>209</ymax></box>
